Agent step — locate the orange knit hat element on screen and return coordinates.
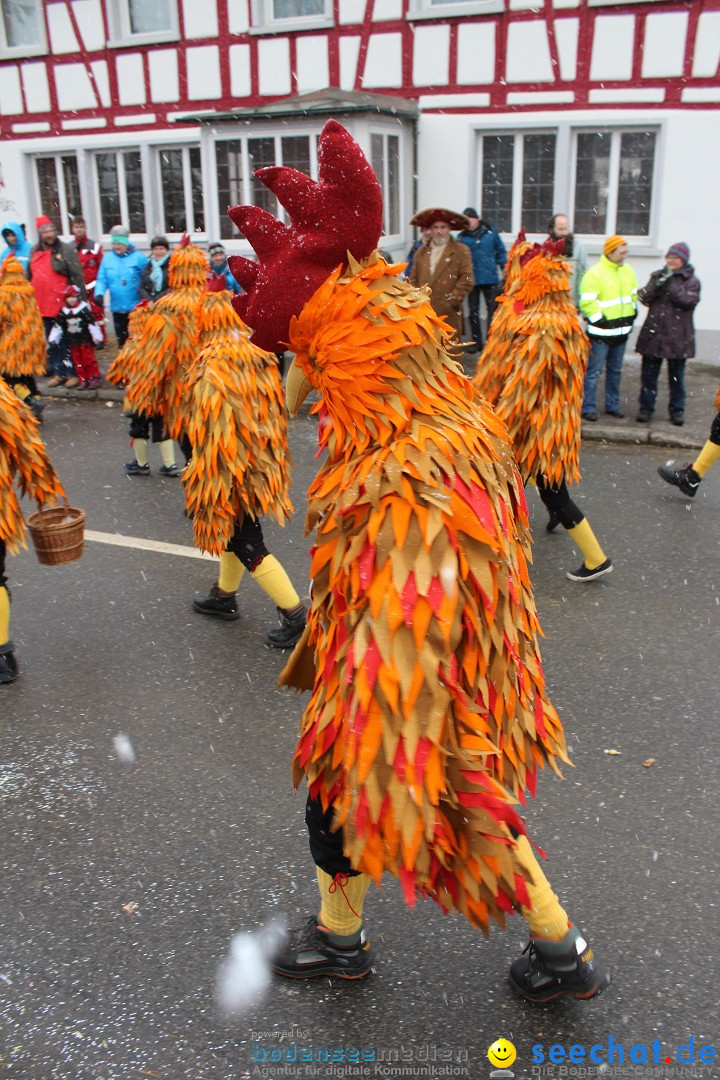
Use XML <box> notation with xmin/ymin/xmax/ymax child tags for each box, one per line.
<box><xmin>603</xmin><ymin>234</ymin><xmax>625</xmax><ymax>256</ymax></box>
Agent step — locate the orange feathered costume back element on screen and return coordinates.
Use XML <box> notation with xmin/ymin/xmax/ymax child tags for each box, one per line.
<box><xmin>0</xmin><ymin>256</ymin><xmax>46</xmax><ymax>377</ymax></box>
<box><xmin>182</xmin><ymin>284</ymin><xmax>293</xmax><ymax>555</ymax></box>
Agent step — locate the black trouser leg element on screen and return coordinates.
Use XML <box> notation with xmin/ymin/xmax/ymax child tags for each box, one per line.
<box><xmin>536</xmin><ymin>474</ymin><xmax>585</xmax><ymax>529</ymax></box>
<box><xmin>226</xmin><ymin>514</ymin><xmax>270</xmax><ymax>572</ymax></box>
<box><xmin>305</xmin><ymin>795</ymin><xmax>360</xmax><ymax>878</ymax></box>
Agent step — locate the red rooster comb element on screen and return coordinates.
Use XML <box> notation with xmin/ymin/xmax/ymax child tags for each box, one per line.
<box><xmin>518</xmin><ymin>236</ymin><xmax>567</xmax><ymax>268</ymax></box>
<box><xmin>227</xmin><ymin>119</ymin><xmax>383</xmax><ymax>352</ymax></box>
<box><xmin>207</xmin><ymin>271</ymin><xmax>226</xmax><ymax>293</ymax></box>
<box><xmin>179</xmin><ymin>233</ymin><xmax>190</xmax><ymax>247</ymax></box>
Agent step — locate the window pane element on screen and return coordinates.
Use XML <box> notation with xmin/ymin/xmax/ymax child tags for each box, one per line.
<box><xmin>248</xmin><ymin>137</ymin><xmax>276</xmax><ymax>216</ymax></box>
<box><xmin>281</xmin><ymin>135</ymin><xmax>311</xmax><ymax>175</ymax></box>
<box><xmin>190</xmin><ymin>146</ymin><xmax>204</xmax><ymax>233</ymax></box>
<box><xmin>2</xmin><ymin>0</ymin><xmax>41</xmax><ymax>47</ymax></box>
<box><xmin>616</xmin><ymin>131</ymin><xmax>655</xmax><ymax>237</ymax></box>
<box><xmin>216</xmin><ymin>140</ymin><xmax>244</xmax><ymax>240</ymax></box>
<box><xmin>96</xmin><ymin>153</ymin><xmax>121</xmax><ymax>233</ymax></box>
<box><xmin>124</xmin><ymin>150</ymin><xmax>145</xmax><ymax>233</ymax></box>
<box><xmin>386</xmin><ymin>134</ymin><xmax>400</xmax><ymax>235</ymax></box>
<box><xmin>370</xmin><ymin>133</ymin><xmax>383</xmax><ymax>192</ymax></box>
<box><xmin>61</xmin><ymin>156</ymin><xmax>81</xmax><ymax>222</ymax></box>
<box><xmin>35</xmin><ymin>159</ymin><xmax>59</xmax><ymax>224</ymax></box>
<box><xmin>129</xmin><ymin>0</ymin><xmax>172</xmax><ymax>34</ymax></box>
<box><xmin>521</xmin><ymin>133</ymin><xmax>555</xmax><ymax>234</ymax></box>
<box><xmin>574</xmin><ymin>132</ymin><xmax>609</xmax><ymax>234</ymax></box>
<box><xmin>273</xmin><ymin>0</ymin><xmax>324</xmax><ymax>16</ymax></box>
<box><xmin>160</xmin><ymin>148</ymin><xmax>187</xmax><ymax>232</ymax></box>
<box><xmin>482</xmin><ymin>135</ymin><xmax>513</xmax><ymax>233</ymax></box>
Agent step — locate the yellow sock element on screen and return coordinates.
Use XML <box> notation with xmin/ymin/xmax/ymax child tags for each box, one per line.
<box><xmin>512</xmin><ymin>835</ymin><xmax>570</xmax><ymax>941</ymax></box>
<box><xmin>693</xmin><ymin>440</ymin><xmax>720</xmax><ymax>478</ymax></box>
<box><xmin>122</xmin><ymin>394</ymin><xmax>131</xmax><ymax>412</ymax></box>
<box><xmin>159</xmin><ymin>439</ymin><xmax>175</xmax><ymax>468</ymax></box>
<box><xmin>566</xmin><ymin>517</ymin><xmax>606</xmax><ymax>570</ymax></box>
<box><xmin>132</xmin><ymin>438</ymin><xmax>148</xmax><ymax>467</ymax></box>
<box><xmin>218</xmin><ymin>551</ymin><xmax>244</xmax><ymax>594</ymax></box>
<box><xmin>0</xmin><ymin>586</ymin><xmax>9</xmax><ymax>646</ymax></box>
<box><xmin>316</xmin><ymin>867</ymin><xmax>371</xmax><ymax>938</ymax></box>
<box><xmin>250</xmin><ymin>555</ymin><xmax>300</xmax><ymax>610</ymax></box>
<box><xmin>14</xmin><ymin>384</ymin><xmax>30</xmax><ymax>401</ymax></box>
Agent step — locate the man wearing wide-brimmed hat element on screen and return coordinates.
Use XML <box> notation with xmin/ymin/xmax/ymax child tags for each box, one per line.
<box><xmin>408</xmin><ymin>208</ymin><xmax>474</xmax><ymax>340</ymax></box>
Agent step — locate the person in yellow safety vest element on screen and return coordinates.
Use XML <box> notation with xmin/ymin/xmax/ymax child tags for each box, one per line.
<box><xmin>579</xmin><ymin>235</ymin><xmax>638</xmax><ymax>421</ymax></box>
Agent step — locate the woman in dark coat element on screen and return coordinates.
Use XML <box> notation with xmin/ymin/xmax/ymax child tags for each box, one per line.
<box><xmin>139</xmin><ymin>236</ymin><xmax>171</xmax><ymax>302</ymax></box>
<box><xmin>635</xmin><ymin>242</ymin><xmax>700</xmax><ymax>426</ymax></box>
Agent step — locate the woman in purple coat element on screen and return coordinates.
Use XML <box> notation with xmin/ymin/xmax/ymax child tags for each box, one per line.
<box><xmin>635</xmin><ymin>242</ymin><xmax>701</xmax><ymax>426</ymax></box>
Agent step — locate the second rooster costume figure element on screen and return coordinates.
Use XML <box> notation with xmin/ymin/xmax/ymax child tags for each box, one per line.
<box><xmin>226</xmin><ymin>121</ymin><xmax>610</xmax><ymax>1002</ymax></box>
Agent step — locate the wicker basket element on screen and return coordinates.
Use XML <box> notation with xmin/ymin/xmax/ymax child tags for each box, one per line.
<box><xmin>26</xmin><ymin>501</ymin><xmax>85</xmax><ymax>566</ymax></box>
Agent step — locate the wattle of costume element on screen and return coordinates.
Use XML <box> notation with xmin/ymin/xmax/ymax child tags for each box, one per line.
<box><xmin>125</xmin><ymin>241</ymin><xmax>208</xmax><ymax>438</ymax></box>
<box><xmin>0</xmin><ymin>255</ymin><xmax>46</xmax><ymax>377</ymax></box>
<box><xmin>715</xmin><ymin>383</ymin><xmax>720</xmax><ymax>412</ymax></box>
<box><xmin>280</xmin><ymin>253</ymin><xmax>568</xmax><ymax>931</ymax></box>
<box><xmin>182</xmin><ymin>283</ymin><xmax>293</xmax><ymax>556</ymax></box>
<box><xmin>0</xmin><ymin>378</ymin><xmax>65</xmax><ymax>553</ymax></box>
<box><xmin>474</xmin><ymin>238</ymin><xmax>588</xmax><ymax>487</ymax></box>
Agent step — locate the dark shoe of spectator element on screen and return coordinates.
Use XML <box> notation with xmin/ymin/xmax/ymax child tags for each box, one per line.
<box><xmin>581</xmin><ymin>412</ymin><xmax>599</xmax><ymax>422</ymax></box>
<box><xmin>636</xmin><ymin>411</ymin><xmax>652</xmax><ymax>423</ymax></box>
<box><xmin>670</xmin><ymin>414</ymin><xmax>684</xmax><ymax>427</ymax></box>
<box><xmin>47</xmin><ymin>376</ymin><xmax>66</xmax><ymax>388</ymax></box>
<box><xmin>87</xmin><ymin>376</ymin><xmax>102</xmax><ymax>390</ymax></box>
<box><xmin>605</xmin><ymin>409</ymin><xmax>625</xmax><ymax>418</ymax></box>
<box><xmin>125</xmin><ymin>460</ymin><xmax>150</xmax><ymax>477</ymax></box>
<box><xmin>657</xmin><ymin>461</ymin><xmax>700</xmax><ymax>498</ymax></box>
<box><xmin>77</xmin><ymin>380</ymin><xmax>90</xmax><ymax>391</ymax></box>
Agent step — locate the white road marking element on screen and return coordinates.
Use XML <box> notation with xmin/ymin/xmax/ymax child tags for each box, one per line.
<box><xmin>85</xmin><ymin>529</ymin><xmax>215</xmax><ymax>561</ymax></box>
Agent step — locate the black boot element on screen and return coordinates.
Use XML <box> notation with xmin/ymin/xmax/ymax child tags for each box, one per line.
<box><xmin>266</xmin><ymin>604</ymin><xmax>307</xmax><ymax>649</ymax></box>
<box><xmin>0</xmin><ymin>644</ymin><xmax>18</xmax><ymax>685</ymax></box>
<box><xmin>509</xmin><ymin>930</ymin><xmax>610</xmax><ymax>1003</ymax></box>
<box><xmin>657</xmin><ymin>461</ymin><xmax>701</xmax><ymax>498</ymax></box>
<box><xmin>192</xmin><ymin>584</ymin><xmax>239</xmax><ymax>621</ymax></box>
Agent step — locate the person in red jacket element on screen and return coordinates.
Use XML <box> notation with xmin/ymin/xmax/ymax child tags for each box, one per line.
<box><xmin>71</xmin><ymin>217</ymin><xmax>106</xmax><ymax>345</ymax></box>
<box><xmin>28</xmin><ymin>215</ymin><xmax>86</xmax><ymax>386</ymax></box>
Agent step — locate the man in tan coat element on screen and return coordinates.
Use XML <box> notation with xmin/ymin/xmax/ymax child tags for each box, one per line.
<box><xmin>408</xmin><ymin>208</ymin><xmax>474</xmax><ymax>339</ymax></box>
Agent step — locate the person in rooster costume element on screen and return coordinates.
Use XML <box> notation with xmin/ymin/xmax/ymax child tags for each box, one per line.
<box><xmin>0</xmin><ymin>378</ymin><xmax>65</xmax><ymax>683</ymax></box>
<box><xmin>183</xmin><ymin>273</ymin><xmax>306</xmax><ymax>648</ymax></box>
<box><xmin>0</xmin><ymin>254</ymin><xmax>47</xmax><ymax>422</ymax></box>
<box><xmin>226</xmin><ymin>121</ymin><xmax>610</xmax><ymax>1003</ymax></box>
<box><xmin>657</xmin><ymin>384</ymin><xmax>720</xmax><ymax>497</ymax></box>
<box><xmin>474</xmin><ymin>234</ymin><xmax>613</xmax><ymax>581</ymax></box>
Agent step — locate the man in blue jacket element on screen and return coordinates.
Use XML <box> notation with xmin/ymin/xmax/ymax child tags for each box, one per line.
<box><xmin>457</xmin><ymin>208</ymin><xmax>507</xmax><ymax>352</ymax></box>
<box><xmin>94</xmin><ymin>225</ymin><xmax>148</xmax><ymax>347</ymax></box>
<box><xmin>208</xmin><ymin>243</ymin><xmax>242</xmax><ymax>295</ymax></box>
<box><xmin>0</xmin><ymin>221</ymin><xmax>32</xmax><ymax>274</ymax></box>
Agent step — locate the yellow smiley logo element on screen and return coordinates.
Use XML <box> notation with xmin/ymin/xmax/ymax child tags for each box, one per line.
<box><xmin>488</xmin><ymin>1039</ymin><xmax>517</xmax><ymax>1068</ymax></box>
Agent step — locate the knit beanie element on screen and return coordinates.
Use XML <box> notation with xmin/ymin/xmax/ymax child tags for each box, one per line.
<box><xmin>208</xmin><ymin>243</ymin><xmax>226</xmax><ymax>257</ymax></box>
<box><xmin>150</xmin><ymin>235</ymin><xmax>170</xmax><ymax>250</ymax></box>
<box><xmin>603</xmin><ymin>234</ymin><xmax>625</xmax><ymax>256</ymax></box>
<box><xmin>36</xmin><ymin>215</ymin><xmax>53</xmax><ymax>231</ymax></box>
<box><xmin>110</xmin><ymin>225</ymin><xmax>130</xmax><ymax>247</ymax></box>
<box><xmin>463</xmin><ymin>207</ymin><xmax>479</xmax><ymax>218</ymax></box>
<box><xmin>666</xmin><ymin>242</ymin><xmax>689</xmax><ymax>265</ymax></box>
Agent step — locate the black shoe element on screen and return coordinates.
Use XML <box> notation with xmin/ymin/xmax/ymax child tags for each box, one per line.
<box><xmin>272</xmin><ymin>917</ymin><xmax>373</xmax><ymax>980</ymax></box>
<box><xmin>605</xmin><ymin>409</ymin><xmax>625</xmax><ymax>418</ymax></box>
<box><xmin>0</xmin><ymin>650</ymin><xmax>18</xmax><ymax>685</ymax></box>
<box><xmin>635</xmin><ymin>411</ymin><xmax>652</xmax><ymax>423</ymax></box>
<box><xmin>581</xmin><ymin>411</ymin><xmax>599</xmax><ymax>422</ymax></box>
<box><xmin>509</xmin><ymin>931</ymin><xmax>610</xmax><ymax>1003</ymax></box>
<box><xmin>158</xmin><ymin>464</ymin><xmax>180</xmax><ymax>477</ymax></box>
<box><xmin>546</xmin><ymin>511</ymin><xmax>561</xmax><ymax>534</ymax></box>
<box><xmin>566</xmin><ymin>557</ymin><xmax>613</xmax><ymax>582</ymax></box>
<box><xmin>670</xmin><ymin>415</ymin><xmax>684</xmax><ymax>427</ymax></box>
<box><xmin>266</xmin><ymin>604</ymin><xmax>307</xmax><ymax>649</ymax></box>
<box><xmin>658</xmin><ymin>461</ymin><xmax>700</xmax><ymax>498</ymax></box>
<box><xmin>28</xmin><ymin>397</ymin><xmax>46</xmax><ymax>422</ymax></box>
<box><xmin>192</xmin><ymin>584</ymin><xmax>239</xmax><ymax>621</ymax></box>
<box><xmin>125</xmin><ymin>460</ymin><xmax>150</xmax><ymax>476</ymax></box>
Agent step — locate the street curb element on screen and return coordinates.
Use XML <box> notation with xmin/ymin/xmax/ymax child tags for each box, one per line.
<box><xmin>39</xmin><ymin>384</ymin><xmax>707</xmax><ymax>451</ymax></box>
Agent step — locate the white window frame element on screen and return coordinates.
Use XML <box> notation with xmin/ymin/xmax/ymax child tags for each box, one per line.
<box><xmin>0</xmin><ymin>0</ymin><xmax>47</xmax><ymax>59</ymax></box>
<box><xmin>569</xmin><ymin>126</ymin><xmax>660</xmax><ymax>241</ymax></box>
<box><xmin>370</xmin><ymin>129</ymin><xmax>404</xmax><ymax>242</ymax></box>
<box><xmin>249</xmin><ymin>0</ymin><xmax>334</xmax><ymax>35</ymax></box>
<box><xmin>407</xmin><ymin>0</ymin><xmax>505</xmax><ymax>21</ymax></box>
<box><xmin>155</xmin><ymin>144</ymin><xmax>206</xmax><ymax>240</ymax></box>
<box><xmin>476</xmin><ymin>129</ymin><xmax>557</xmax><ymax>236</ymax></box>
<box><xmin>31</xmin><ymin>153</ymin><xmax>80</xmax><ymax>236</ymax></box>
<box><xmin>106</xmin><ymin>0</ymin><xmax>179</xmax><ymax>49</ymax></box>
<box><xmin>90</xmin><ymin>147</ymin><xmax>147</xmax><ymax>238</ymax></box>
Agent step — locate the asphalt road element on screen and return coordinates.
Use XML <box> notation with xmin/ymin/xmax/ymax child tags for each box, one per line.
<box><xmin>1</xmin><ymin>399</ymin><xmax>719</xmax><ymax>1080</ymax></box>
